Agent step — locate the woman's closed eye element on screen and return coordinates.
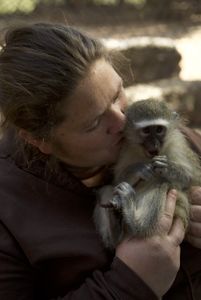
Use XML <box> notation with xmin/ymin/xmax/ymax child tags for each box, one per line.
<box><xmin>86</xmin><ymin>117</ymin><xmax>101</xmax><ymax>132</ymax></box>
<box><xmin>113</xmin><ymin>88</ymin><xmax>124</xmax><ymax>104</ymax></box>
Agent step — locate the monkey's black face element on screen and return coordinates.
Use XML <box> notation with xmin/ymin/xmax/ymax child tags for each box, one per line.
<box><xmin>139</xmin><ymin>125</ymin><xmax>167</xmax><ymax>157</ymax></box>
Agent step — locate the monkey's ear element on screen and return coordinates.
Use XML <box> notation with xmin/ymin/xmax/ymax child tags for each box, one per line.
<box><xmin>172</xmin><ymin>111</ymin><xmax>180</xmax><ymax>120</ymax></box>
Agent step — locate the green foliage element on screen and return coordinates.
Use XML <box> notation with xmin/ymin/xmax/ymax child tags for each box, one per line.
<box><xmin>0</xmin><ymin>0</ymin><xmax>37</xmax><ymax>14</ymax></box>
<box><xmin>127</xmin><ymin>0</ymin><xmax>145</xmax><ymax>7</ymax></box>
<box><xmin>94</xmin><ymin>0</ymin><xmax>145</xmax><ymax>4</ymax></box>
<box><xmin>0</xmin><ymin>0</ymin><xmax>146</xmax><ymax>14</ymax></box>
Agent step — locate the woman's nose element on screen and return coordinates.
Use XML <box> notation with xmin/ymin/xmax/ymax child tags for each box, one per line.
<box><xmin>107</xmin><ymin>107</ymin><xmax>126</xmax><ymax>135</ymax></box>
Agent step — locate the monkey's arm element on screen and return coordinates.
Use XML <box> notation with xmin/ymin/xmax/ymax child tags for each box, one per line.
<box><xmin>152</xmin><ymin>155</ymin><xmax>197</xmax><ymax>188</ymax></box>
<box><xmin>116</xmin><ymin>162</ymin><xmax>154</xmax><ymax>186</ymax></box>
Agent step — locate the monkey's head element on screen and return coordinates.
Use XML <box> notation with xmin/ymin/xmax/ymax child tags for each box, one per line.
<box><xmin>125</xmin><ymin>99</ymin><xmax>180</xmax><ymax>157</ymax></box>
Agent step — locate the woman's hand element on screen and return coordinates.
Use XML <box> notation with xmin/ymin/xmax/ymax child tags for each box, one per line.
<box><xmin>116</xmin><ymin>190</ymin><xmax>185</xmax><ymax>299</ymax></box>
<box><xmin>186</xmin><ymin>186</ymin><xmax>201</xmax><ymax>248</ymax></box>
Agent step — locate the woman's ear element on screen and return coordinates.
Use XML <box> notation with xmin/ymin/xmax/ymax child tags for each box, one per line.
<box><xmin>18</xmin><ymin>129</ymin><xmax>52</xmax><ymax>155</ymax></box>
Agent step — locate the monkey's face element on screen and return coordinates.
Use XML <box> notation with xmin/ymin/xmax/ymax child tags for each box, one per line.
<box><xmin>138</xmin><ymin>125</ymin><xmax>167</xmax><ymax>157</ymax></box>
<box><xmin>125</xmin><ymin>99</ymin><xmax>180</xmax><ymax>158</ymax></box>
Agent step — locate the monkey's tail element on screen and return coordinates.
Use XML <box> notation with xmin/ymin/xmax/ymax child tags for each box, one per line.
<box><xmin>124</xmin><ymin>182</ymin><xmax>168</xmax><ymax>238</ymax></box>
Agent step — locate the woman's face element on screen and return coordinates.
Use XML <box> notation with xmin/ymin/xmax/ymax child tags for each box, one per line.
<box><xmin>48</xmin><ymin>59</ymin><xmax>127</xmax><ymax>169</ymax></box>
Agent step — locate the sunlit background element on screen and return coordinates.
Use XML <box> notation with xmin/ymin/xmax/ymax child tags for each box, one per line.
<box><xmin>0</xmin><ymin>0</ymin><xmax>201</xmax><ymax>128</ymax></box>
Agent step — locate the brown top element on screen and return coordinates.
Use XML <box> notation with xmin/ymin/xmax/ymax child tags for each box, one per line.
<box><xmin>0</xmin><ymin>127</ymin><xmax>201</xmax><ymax>300</ymax></box>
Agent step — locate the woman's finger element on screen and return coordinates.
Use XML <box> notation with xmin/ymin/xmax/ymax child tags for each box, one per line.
<box><xmin>159</xmin><ymin>189</ymin><xmax>177</xmax><ymax>234</ymax></box>
<box><xmin>186</xmin><ymin>234</ymin><xmax>201</xmax><ymax>249</ymax></box>
<box><xmin>189</xmin><ymin>186</ymin><xmax>201</xmax><ymax>205</ymax></box>
<box><xmin>190</xmin><ymin>205</ymin><xmax>201</xmax><ymax>222</ymax></box>
<box><xmin>187</xmin><ymin>220</ymin><xmax>201</xmax><ymax>237</ymax></box>
<box><xmin>168</xmin><ymin>217</ymin><xmax>185</xmax><ymax>247</ymax></box>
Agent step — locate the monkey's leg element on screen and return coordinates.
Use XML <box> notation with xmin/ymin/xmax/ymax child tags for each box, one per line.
<box><xmin>94</xmin><ymin>185</ymin><xmax>122</xmax><ymax>248</ymax></box>
<box><xmin>113</xmin><ymin>182</ymin><xmax>168</xmax><ymax>238</ymax></box>
<box><xmin>112</xmin><ymin>182</ymin><xmax>138</xmax><ymax>236</ymax></box>
<box><xmin>175</xmin><ymin>191</ymin><xmax>190</xmax><ymax>230</ymax></box>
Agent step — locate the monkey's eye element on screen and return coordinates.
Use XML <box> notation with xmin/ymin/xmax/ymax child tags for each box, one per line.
<box><xmin>156</xmin><ymin>126</ymin><xmax>166</xmax><ymax>135</ymax></box>
<box><xmin>140</xmin><ymin>127</ymin><xmax>150</xmax><ymax>136</ymax></box>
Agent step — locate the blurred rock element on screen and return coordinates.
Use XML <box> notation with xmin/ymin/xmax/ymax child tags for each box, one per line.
<box><xmin>102</xmin><ymin>37</ymin><xmax>181</xmax><ymax>86</ymax></box>
<box><xmin>125</xmin><ymin>78</ymin><xmax>201</xmax><ymax>128</ymax></box>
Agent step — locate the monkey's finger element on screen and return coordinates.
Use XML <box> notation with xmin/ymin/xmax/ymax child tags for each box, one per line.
<box><xmin>152</xmin><ymin>156</ymin><xmax>167</xmax><ymax>163</ymax></box>
<box><xmin>152</xmin><ymin>161</ymin><xmax>168</xmax><ymax>168</ymax></box>
<box><xmin>168</xmin><ymin>217</ymin><xmax>185</xmax><ymax>247</ymax></box>
<box><xmin>153</xmin><ymin>155</ymin><xmax>167</xmax><ymax>160</ymax></box>
<box><xmin>114</xmin><ymin>182</ymin><xmax>135</xmax><ymax>195</ymax></box>
<box><xmin>159</xmin><ymin>190</ymin><xmax>177</xmax><ymax>233</ymax></box>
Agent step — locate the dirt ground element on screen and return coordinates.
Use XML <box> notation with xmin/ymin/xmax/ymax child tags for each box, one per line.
<box><xmin>1</xmin><ymin>4</ymin><xmax>201</xmax><ymax>80</ymax></box>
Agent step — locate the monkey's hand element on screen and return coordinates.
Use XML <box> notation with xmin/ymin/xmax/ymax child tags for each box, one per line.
<box><xmin>152</xmin><ymin>155</ymin><xmax>168</xmax><ymax>177</ymax></box>
<box><xmin>110</xmin><ymin>182</ymin><xmax>136</xmax><ymax>211</ymax></box>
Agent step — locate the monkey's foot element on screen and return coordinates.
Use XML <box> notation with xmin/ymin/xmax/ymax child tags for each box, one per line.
<box><xmin>110</xmin><ymin>182</ymin><xmax>136</xmax><ymax>211</ymax></box>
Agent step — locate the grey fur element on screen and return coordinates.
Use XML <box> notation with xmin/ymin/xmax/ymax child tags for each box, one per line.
<box><xmin>94</xmin><ymin>100</ymin><xmax>201</xmax><ymax>249</ymax></box>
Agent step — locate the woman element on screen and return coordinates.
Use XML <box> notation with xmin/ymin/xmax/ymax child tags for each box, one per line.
<box><xmin>0</xmin><ymin>23</ymin><xmax>200</xmax><ymax>300</ymax></box>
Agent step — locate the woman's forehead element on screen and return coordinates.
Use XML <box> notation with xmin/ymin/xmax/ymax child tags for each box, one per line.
<box><xmin>62</xmin><ymin>60</ymin><xmax>122</xmax><ymax>118</ymax></box>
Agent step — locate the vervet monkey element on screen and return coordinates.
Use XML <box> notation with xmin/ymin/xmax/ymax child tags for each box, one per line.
<box><xmin>94</xmin><ymin>99</ymin><xmax>201</xmax><ymax>249</ymax></box>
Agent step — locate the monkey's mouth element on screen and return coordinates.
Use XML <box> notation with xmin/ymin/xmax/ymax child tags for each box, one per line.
<box><xmin>145</xmin><ymin>150</ymin><xmax>159</xmax><ymax>157</ymax></box>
